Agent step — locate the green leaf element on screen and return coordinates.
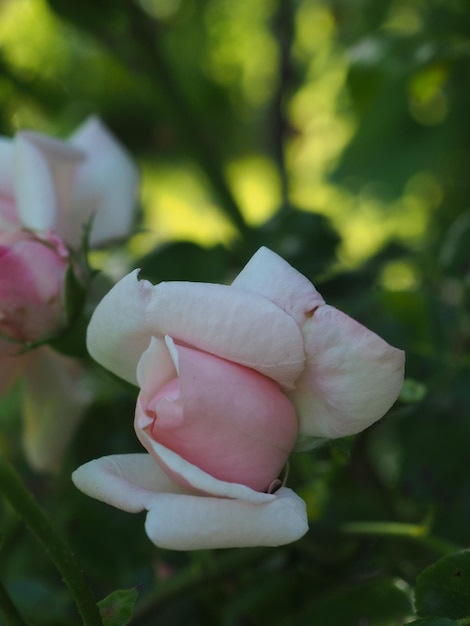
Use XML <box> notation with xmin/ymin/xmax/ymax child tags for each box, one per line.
<box><xmin>98</xmin><ymin>588</ymin><xmax>139</xmax><ymax>626</ymax></box>
<box><xmin>296</xmin><ymin>577</ymin><xmax>414</xmax><ymax>625</ymax></box>
<box><xmin>415</xmin><ymin>550</ymin><xmax>470</xmax><ymax>620</ymax></box>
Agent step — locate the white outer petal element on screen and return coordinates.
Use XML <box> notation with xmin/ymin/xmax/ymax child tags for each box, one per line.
<box><xmin>232</xmin><ymin>246</ymin><xmax>325</xmax><ymax>324</ymax></box>
<box><xmin>72</xmin><ymin>454</ymin><xmax>188</xmax><ymax>512</ymax></box>
<box><xmin>87</xmin><ymin>270</ymin><xmax>306</xmax><ymax>388</ymax></box>
<box><xmin>145</xmin><ymin>487</ymin><xmax>308</xmax><ymax>550</ymax></box>
<box><xmin>290</xmin><ymin>305</ymin><xmax>405</xmax><ymax>438</ymax></box>
<box><xmin>13</xmin><ymin>131</ymin><xmax>84</xmax><ymax>238</ymax></box>
<box><xmin>72</xmin><ymin>454</ymin><xmax>309</xmax><ymax>550</ymax></box>
<box><xmin>69</xmin><ymin>116</ymin><xmax>139</xmax><ymax>248</ymax></box>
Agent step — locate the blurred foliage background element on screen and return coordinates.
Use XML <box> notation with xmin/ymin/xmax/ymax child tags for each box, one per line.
<box><xmin>0</xmin><ymin>0</ymin><xmax>469</xmax><ymax>624</ymax></box>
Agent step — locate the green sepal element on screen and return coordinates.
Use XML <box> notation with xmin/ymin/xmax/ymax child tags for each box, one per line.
<box><xmin>98</xmin><ymin>587</ymin><xmax>140</xmax><ymax>626</ymax></box>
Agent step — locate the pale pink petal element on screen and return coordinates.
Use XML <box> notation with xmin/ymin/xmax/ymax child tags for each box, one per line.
<box><xmin>72</xmin><ymin>454</ymin><xmax>189</xmax><ymax>512</ymax></box>
<box><xmin>22</xmin><ymin>346</ymin><xmax>92</xmax><ymax>471</ymax></box>
<box><xmin>87</xmin><ymin>270</ymin><xmax>305</xmax><ymax>388</ymax></box>
<box><xmin>0</xmin><ymin>237</ymin><xmax>68</xmax><ymax>343</ymax></box>
<box><xmin>69</xmin><ymin>116</ymin><xmax>139</xmax><ymax>248</ymax></box>
<box><xmin>290</xmin><ymin>305</ymin><xmax>405</xmax><ymax>438</ymax></box>
<box><xmin>135</xmin><ymin>336</ymin><xmax>177</xmax><ymax>392</ymax></box>
<box><xmin>144</xmin><ymin>487</ymin><xmax>308</xmax><ymax>550</ymax></box>
<box><xmin>13</xmin><ymin>131</ymin><xmax>84</xmax><ymax>239</ymax></box>
<box><xmin>232</xmin><ymin>246</ymin><xmax>325</xmax><ymax>324</ymax></box>
<box><xmin>136</xmin><ymin>429</ymin><xmax>274</xmax><ymax>504</ymax></box>
<box><xmin>137</xmin><ymin>339</ymin><xmax>297</xmax><ymax>492</ymax></box>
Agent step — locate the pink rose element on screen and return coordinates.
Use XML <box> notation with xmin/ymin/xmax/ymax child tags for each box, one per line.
<box><xmin>73</xmin><ymin>247</ymin><xmax>405</xmax><ymax>549</ymax></box>
<box><xmin>0</xmin><ymin>231</ymin><xmax>69</xmax><ymax>343</ymax></box>
<box><xmin>0</xmin><ymin>117</ymin><xmax>138</xmax><ymax>470</ymax></box>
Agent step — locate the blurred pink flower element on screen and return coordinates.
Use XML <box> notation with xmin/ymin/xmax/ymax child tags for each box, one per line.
<box><xmin>0</xmin><ymin>231</ymin><xmax>69</xmax><ymax>344</ymax></box>
<box><xmin>73</xmin><ymin>247</ymin><xmax>405</xmax><ymax>550</ymax></box>
<box><xmin>0</xmin><ymin>117</ymin><xmax>139</xmax><ymax>471</ymax></box>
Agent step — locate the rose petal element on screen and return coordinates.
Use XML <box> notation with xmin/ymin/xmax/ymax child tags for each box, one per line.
<box><xmin>0</xmin><ymin>237</ymin><xmax>68</xmax><ymax>342</ymax></box>
<box><xmin>72</xmin><ymin>454</ymin><xmax>189</xmax><ymax>512</ymax></box>
<box><xmin>137</xmin><ymin>338</ymin><xmax>297</xmax><ymax>491</ymax></box>
<box><xmin>22</xmin><ymin>346</ymin><xmax>92</xmax><ymax>471</ymax></box>
<box><xmin>87</xmin><ymin>270</ymin><xmax>305</xmax><ymax>388</ymax></box>
<box><xmin>137</xmin><ymin>429</ymin><xmax>274</xmax><ymax>504</ymax></box>
<box><xmin>135</xmin><ymin>336</ymin><xmax>177</xmax><ymax>392</ymax></box>
<box><xmin>232</xmin><ymin>246</ymin><xmax>325</xmax><ymax>324</ymax></box>
<box><xmin>13</xmin><ymin>131</ymin><xmax>84</xmax><ymax>238</ymax></box>
<box><xmin>290</xmin><ymin>305</ymin><xmax>405</xmax><ymax>438</ymax></box>
<box><xmin>69</xmin><ymin>116</ymin><xmax>139</xmax><ymax>248</ymax></box>
<box><xmin>72</xmin><ymin>454</ymin><xmax>308</xmax><ymax>550</ymax></box>
<box><xmin>144</xmin><ymin>486</ymin><xmax>308</xmax><ymax>550</ymax></box>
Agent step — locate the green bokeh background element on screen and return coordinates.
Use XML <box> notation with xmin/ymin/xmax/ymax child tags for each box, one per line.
<box><xmin>0</xmin><ymin>0</ymin><xmax>469</xmax><ymax>624</ymax></box>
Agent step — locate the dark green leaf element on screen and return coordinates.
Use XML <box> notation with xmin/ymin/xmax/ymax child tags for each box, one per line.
<box><xmin>296</xmin><ymin>577</ymin><xmax>413</xmax><ymax>626</ymax></box>
<box><xmin>415</xmin><ymin>550</ymin><xmax>470</xmax><ymax>619</ymax></box>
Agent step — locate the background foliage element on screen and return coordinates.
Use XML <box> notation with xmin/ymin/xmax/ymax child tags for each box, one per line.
<box><xmin>0</xmin><ymin>0</ymin><xmax>469</xmax><ymax>624</ymax></box>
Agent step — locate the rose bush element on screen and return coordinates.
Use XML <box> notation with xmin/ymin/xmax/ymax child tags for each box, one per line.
<box><xmin>73</xmin><ymin>246</ymin><xmax>405</xmax><ymax>549</ymax></box>
<box><xmin>0</xmin><ymin>116</ymin><xmax>138</xmax><ymax>470</ymax></box>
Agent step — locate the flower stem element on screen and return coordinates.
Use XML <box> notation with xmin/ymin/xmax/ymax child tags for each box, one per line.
<box><xmin>0</xmin><ymin>579</ymin><xmax>29</xmax><ymax>626</ymax></box>
<box><xmin>340</xmin><ymin>520</ymin><xmax>461</xmax><ymax>557</ymax></box>
<box><xmin>0</xmin><ymin>453</ymin><xmax>103</xmax><ymax>626</ymax></box>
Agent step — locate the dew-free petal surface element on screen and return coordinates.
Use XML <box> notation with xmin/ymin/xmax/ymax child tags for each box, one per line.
<box><xmin>232</xmin><ymin>246</ymin><xmax>325</xmax><ymax>324</ymax></box>
<box><xmin>69</xmin><ymin>116</ymin><xmax>139</xmax><ymax>248</ymax></box>
<box><xmin>144</xmin><ymin>487</ymin><xmax>308</xmax><ymax>550</ymax></box>
<box><xmin>87</xmin><ymin>270</ymin><xmax>305</xmax><ymax>388</ymax></box>
<box><xmin>290</xmin><ymin>305</ymin><xmax>405</xmax><ymax>438</ymax></box>
<box><xmin>13</xmin><ymin>132</ymin><xmax>84</xmax><ymax>239</ymax></box>
<box><xmin>138</xmin><ymin>341</ymin><xmax>297</xmax><ymax>491</ymax></box>
<box><xmin>72</xmin><ymin>453</ymin><xmax>188</xmax><ymax>513</ymax></box>
<box><xmin>135</xmin><ymin>429</ymin><xmax>275</xmax><ymax>505</ymax></box>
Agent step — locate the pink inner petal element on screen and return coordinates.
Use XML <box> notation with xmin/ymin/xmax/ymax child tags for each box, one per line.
<box><xmin>136</xmin><ymin>344</ymin><xmax>298</xmax><ymax>492</ymax></box>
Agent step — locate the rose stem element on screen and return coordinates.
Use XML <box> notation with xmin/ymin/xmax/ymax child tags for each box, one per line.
<box><xmin>0</xmin><ymin>453</ymin><xmax>103</xmax><ymax>626</ymax></box>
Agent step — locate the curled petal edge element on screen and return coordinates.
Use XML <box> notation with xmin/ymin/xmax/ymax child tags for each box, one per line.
<box><xmin>72</xmin><ymin>454</ymin><xmax>308</xmax><ymax>550</ymax></box>
<box><xmin>232</xmin><ymin>246</ymin><xmax>325</xmax><ymax>325</ymax></box>
<box><xmin>135</xmin><ymin>428</ymin><xmax>275</xmax><ymax>505</ymax></box>
<box><xmin>87</xmin><ymin>269</ymin><xmax>306</xmax><ymax>389</ymax></box>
